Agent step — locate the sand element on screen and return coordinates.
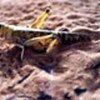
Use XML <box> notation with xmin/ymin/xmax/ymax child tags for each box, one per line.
<box><xmin>0</xmin><ymin>0</ymin><xmax>100</xmax><ymax>100</ymax></box>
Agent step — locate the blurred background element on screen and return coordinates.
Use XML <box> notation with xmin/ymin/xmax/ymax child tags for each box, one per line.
<box><xmin>0</xmin><ymin>0</ymin><xmax>100</xmax><ymax>100</ymax></box>
<box><xmin>0</xmin><ymin>0</ymin><xmax>100</xmax><ymax>30</ymax></box>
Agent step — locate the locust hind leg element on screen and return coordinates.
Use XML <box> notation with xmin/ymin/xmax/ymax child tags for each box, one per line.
<box><xmin>24</xmin><ymin>34</ymin><xmax>59</xmax><ymax>53</ymax></box>
<box><xmin>24</xmin><ymin>34</ymin><xmax>53</xmax><ymax>46</ymax></box>
<box><xmin>24</xmin><ymin>34</ymin><xmax>58</xmax><ymax>53</ymax></box>
<box><xmin>46</xmin><ymin>39</ymin><xmax>59</xmax><ymax>53</ymax></box>
<box><xmin>30</xmin><ymin>7</ymin><xmax>50</xmax><ymax>29</ymax></box>
<box><xmin>16</xmin><ymin>44</ymin><xmax>25</xmax><ymax>61</ymax></box>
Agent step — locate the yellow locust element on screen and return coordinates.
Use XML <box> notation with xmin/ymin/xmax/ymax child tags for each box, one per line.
<box><xmin>0</xmin><ymin>8</ymin><xmax>91</xmax><ymax>60</ymax></box>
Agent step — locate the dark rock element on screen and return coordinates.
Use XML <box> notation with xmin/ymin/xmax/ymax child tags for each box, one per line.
<box><xmin>92</xmin><ymin>62</ymin><xmax>100</xmax><ymax>69</ymax></box>
<box><xmin>37</xmin><ymin>91</ymin><xmax>52</xmax><ymax>100</ymax></box>
<box><xmin>74</xmin><ymin>87</ymin><xmax>87</xmax><ymax>95</ymax></box>
<box><xmin>63</xmin><ymin>92</ymin><xmax>71</xmax><ymax>100</ymax></box>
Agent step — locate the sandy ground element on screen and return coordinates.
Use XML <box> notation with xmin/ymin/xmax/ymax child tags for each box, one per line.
<box><xmin>0</xmin><ymin>0</ymin><xmax>100</xmax><ymax>100</ymax></box>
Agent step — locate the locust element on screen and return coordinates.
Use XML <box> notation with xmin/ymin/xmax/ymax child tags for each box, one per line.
<box><xmin>0</xmin><ymin>8</ymin><xmax>91</xmax><ymax>60</ymax></box>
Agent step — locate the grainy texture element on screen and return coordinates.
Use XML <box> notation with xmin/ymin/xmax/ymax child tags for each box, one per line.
<box><xmin>0</xmin><ymin>0</ymin><xmax>100</xmax><ymax>100</ymax></box>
